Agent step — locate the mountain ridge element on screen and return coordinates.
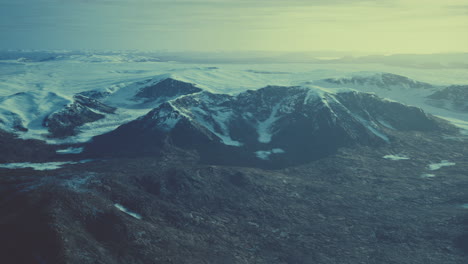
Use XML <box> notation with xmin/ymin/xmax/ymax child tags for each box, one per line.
<box><xmin>85</xmin><ymin>85</ymin><xmax>449</xmax><ymax>167</ymax></box>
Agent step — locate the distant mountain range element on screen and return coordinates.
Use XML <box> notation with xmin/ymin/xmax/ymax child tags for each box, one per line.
<box><xmin>427</xmin><ymin>85</ymin><xmax>468</xmax><ymax>112</ymax></box>
<box><xmin>1</xmin><ymin>50</ymin><xmax>467</xmax><ymax>68</ymax></box>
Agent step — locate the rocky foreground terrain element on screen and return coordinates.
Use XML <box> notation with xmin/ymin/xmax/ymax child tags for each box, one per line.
<box><xmin>0</xmin><ymin>127</ymin><xmax>467</xmax><ymax>264</ymax></box>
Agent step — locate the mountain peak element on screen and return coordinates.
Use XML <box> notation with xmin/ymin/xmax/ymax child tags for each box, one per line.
<box><xmin>134</xmin><ymin>78</ymin><xmax>203</xmax><ymax>102</ymax></box>
<box><xmin>86</xmin><ymin>86</ymin><xmax>446</xmax><ymax>167</ymax></box>
<box><xmin>316</xmin><ymin>72</ymin><xmax>434</xmax><ymax>90</ymax></box>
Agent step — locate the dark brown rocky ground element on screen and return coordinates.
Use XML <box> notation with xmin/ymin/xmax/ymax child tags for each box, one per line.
<box><xmin>0</xmin><ymin>130</ymin><xmax>467</xmax><ymax>264</ymax></box>
<box><xmin>0</xmin><ymin>130</ymin><xmax>57</xmax><ymax>163</ymax></box>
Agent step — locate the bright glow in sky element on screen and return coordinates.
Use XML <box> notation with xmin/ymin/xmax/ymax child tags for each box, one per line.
<box><xmin>1</xmin><ymin>0</ymin><xmax>467</xmax><ymax>54</ymax></box>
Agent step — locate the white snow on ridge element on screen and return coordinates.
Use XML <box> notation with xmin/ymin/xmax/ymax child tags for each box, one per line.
<box><xmin>377</xmin><ymin>119</ymin><xmax>395</xmax><ymax>130</ymax></box>
<box><xmin>196</xmin><ymin>109</ymin><xmax>242</xmax><ymax>147</ymax></box>
<box><xmin>114</xmin><ymin>203</ymin><xmax>142</xmax><ymax>220</ymax></box>
<box><xmin>210</xmin><ymin>107</ymin><xmax>242</xmax><ymax>146</ymax></box>
<box><xmin>257</xmin><ymin>103</ymin><xmax>281</xmax><ymax>143</ymax></box>
<box><xmin>352</xmin><ymin>114</ymin><xmax>390</xmax><ymax>142</ymax></box>
<box><xmin>151</xmin><ymin>105</ymin><xmax>182</xmax><ymax>131</ymax></box>
<box><xmin>174</xmin><ymin>97</ymin><xmax>243</xmax><ymax>146</ymax></box>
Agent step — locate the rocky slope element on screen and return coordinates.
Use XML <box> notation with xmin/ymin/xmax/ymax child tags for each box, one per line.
<box><xmin>44</xmin><ymin>95</ymin><xmax>117</xmax><ymax>138</ymax></box>
<box><xmin>1</xmin><ymin>130</ymin><xmax>467</xmax><ymax>264</ymax></box>
<box><xmin>0</xmin><ymin>129</ymin><xmax>56</xmax><ymax>163</ymax></box>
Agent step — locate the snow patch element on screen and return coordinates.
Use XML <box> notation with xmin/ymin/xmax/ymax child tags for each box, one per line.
<box><xmin>428</xmin><ymin>160</ymin><xmax>456</xmax><ymax>171</ymax></box>
<box><xmin>114</xmin><ymin>203</ymin><xmax>142</xmax><ymax>220</ymax></box>
<box><xmin>420</xmin><ymin>173</ymin><xmax>436</xmax><ymax>178</ymax></box>
<box><xmin>56</xmin><ymin>147</ymin><xmax>84</xmax><ymax>154</ymax></box>
<box><xmin>210</xmin><ymin>108</ymin><xmax>242</xmax><ymax>146</ymax></box>
<box><xmin>177</xmin><ymin>97</ymin><xmax>243</xmax><ymax>146</ymax></box>
<box><xmin>352</xmin><ymin>114</ymin><xmax>390</xmax><ymax>142</ymax></box>
<box><xmin>0</xmin><ymin>159</ymin><xmax>92</xmax><ymax>170</ymax></box>
<box><xmin>257</xmin><ymin>103</ymin><xmax>281</xmax><ymax>143</ymax></box>
<box><xmin>377</xmin><ymin>119</ymin><xmax>395</xmax><ymax>130</ymax></box>
<box><xmin>255</xmin><ymin>148</ymin><xmax>285</xmax><ymax>160</ymax></box>
<box><xmin>151</xmin><ymin>105</ymin><xmax>181</xmax><ymax>131</ymax></box>
<box><xmin>214</xmin><ymin>133</ymin><xmax>242</xmax><ymax>146</ymax></box>
<box><xmin>196</xmin><ymin>110</ymin><xmax>243</xmax><ymax>146</ymax></box>
<box><xmin>364</xmin><ymin>124</ymin><xmax>389</xmax><ymax>142</ymax></box>
<box><xmin>383</xmin><ymin>154</ymin><xmax>410</xmax><ymax>161</ymax></box>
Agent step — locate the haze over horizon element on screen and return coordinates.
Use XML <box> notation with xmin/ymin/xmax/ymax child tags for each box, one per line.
<box><xmin>1</xmin><ymin>0</ymin><xmax>468</xmax><ymax>54</ymax></box>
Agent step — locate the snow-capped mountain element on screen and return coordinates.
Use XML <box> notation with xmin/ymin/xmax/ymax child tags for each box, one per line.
<box><xmin>314</xmin><ymin>72</ymin><xmax>435</xmax><ymax>90</ymax></box>
<box><xmin>0</xmin><ymin>91</ymin><xmax>70</xmax><ymax>133</ymax></box>
<box><xmin>42</xmin><ymin>77</ymin><xmax>203</xmax><ymax>139</ymax></box>
<box><xmin>0</xmin><ymin>50</ymin><xmax>162</xmax><ymax>63</ymax></box>
<box><xmin>0</xmin><ymin>76</ymin><xmax>203</xmax><ymax>142</ymax></box>
<box><xmin>133</xmin><ymin>78</ymin><xmax>202</xmax><ymax>102</ymax></box>
<box><xmin>311</xmin><ymin>72</ymin><xmax>468</xmax><ymax>131</ymax></box>
<box><xmin>311</xmin><ymin>72</ymin><xmax>440</xmax><ymax>106</ymax></box>
<box><xmin>86</xmin><ymin>85</ymin><xmax>446</xmax><ymax>167</ymax></box>
<box><xmin>426</xmin><ymin>85</ymin><xmax>468</xmax><ymax>112</ymax></box>
<box><xmin>43</xmin><ymin>94</ymin><xmax>117</xmax><ymax>138</ymax></box>
<box><xmin>0</xmin><ymin>53</ymin><xmax>466</xmax><ymax>146</ymax></box>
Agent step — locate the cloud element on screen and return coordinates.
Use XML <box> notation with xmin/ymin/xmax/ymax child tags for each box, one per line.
<box><xmin>1</xmin><ymin>0</ymin><xmax>467</xmax><ymax>52</ymax></box>
<box><xmin>445</xmin><ymin>5</ymin><xmax>468</xmax><ymax>15</ymax></box>
<box><xmin>24</xmin><ymin>0</ymin><xmax>390</xmax><ymax>7</ymax></box>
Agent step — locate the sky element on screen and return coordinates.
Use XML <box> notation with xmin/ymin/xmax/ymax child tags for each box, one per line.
<box><xmin>1</xmin><ymin>0</ymin><xmax>467</xmax><ymax>54</ymax></box>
